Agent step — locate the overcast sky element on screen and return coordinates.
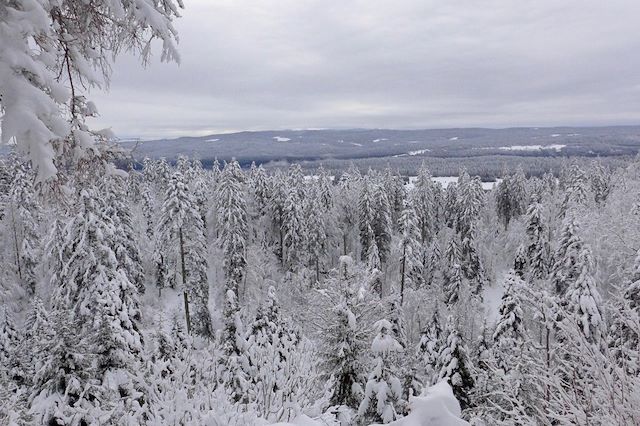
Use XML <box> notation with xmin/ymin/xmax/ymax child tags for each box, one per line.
<box><xmin>90</xmin><ymin>0</ymin><xmax>640</xmax><ymax>139</ymax></box>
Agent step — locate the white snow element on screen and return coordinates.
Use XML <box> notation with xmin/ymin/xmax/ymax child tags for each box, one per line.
<box><xmin>205</xmin><ymin>138</ymin><xmax>220</xmax><ymax>142</ymax></box>
<box><xmin>406</xmin><ymin>176</ymin><xmax>501</xmax><ymax>191</ymax></box>
<box><xmin>273</xmin><ymin>136</ymin><xmax>291</xmax><ymax>142</ymax></box>
<box><xmin>550</xmin><ymin>134</ymin><xmax>561</xmax><ymax>138</ymax></box>
<box><xmin>352</xmin><ymin>143</ymin><xmax>363</xmax><ymax>147</ymax></box>
<box><xmin>449</xmin><ymin>137</ymin><xmax>459</xmax><ymax>141</ymax></box>
<box><xmin>498</xmin><ymin>144</ymin><xmax>565</xmax><ymax>152</ymax></box>
<box><xmin>393</xmin><ymin>149</ymin><xmax>431</xmax><ymax>158</ymax></box>
<box><xmin>372</xmin><ymin>138</ymin><xmax>388</xmax><ymax>143</ymax></box>
<box><xmin>269</xmin><ymin>382</ymin><xmax>468</xmax><ymax>426</ymax></box>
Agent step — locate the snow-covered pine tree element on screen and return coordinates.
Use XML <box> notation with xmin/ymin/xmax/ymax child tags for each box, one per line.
<box><xmin>443</xmin><ymin>236</ymin><xmax>464</xmax><ymax>306</ymax></box>
<box><xmin>28</xmin><ymin>309</ymin><xmax>94</xmax><ymax>425</ymax></box>
<box><xmin>564</xmin><ymin>246</ymin><xmax>604</xmax><ymax>345</ymax></box>
<box><xmin>589</xmin><ymin>160</ymin><xmax>611</xmax><ymax>206</ymax></box>
<box><xmin>513</xmin><ymin>244</ymin><xmax>528</xmax><ymax>278</ymax></box>
<box><xmin>157</xmin><ymin>170</ymin><xmax>212</xmax><ymax>337</ymax></box>
<box><xmin>371</xmin><ymin>177</ymin><xmax>393</xmax><ymax>263</ymax></box>
<box><xmin>101</xmin><ymin>175</ymin><xmax>146</xmax><ymax>294</ymax></box>
<box><xmin>560</xmin><ymin>163</ymin><xmax>589</xmax><ymax>215</ymax></box>
<box><xmin>367</xmin><ymin>234</ymin><xmax>384</xmax><ymax>298</ymax></box>
<box><xmin>460</xmin><ymin>221</ymin><xmax>486</xmax><ymax>297</ymax></box>
<box><xmin>0</xmin><ymin>0</ymin><xmax>183</xmax><ymax>182</ymax></box>
<box><xmin>608</xmin><ymin>249</ymin><xmax>640</xmax><ymax>374</ymax></box>
<box><xmin>398</xmin><ymin>199</ymin><xmax>421</xmax><ymax>299</ymax></box>
<box><xmin>525</xmin><ymin>195</ymin><xmax>551</xmax><ymax>280</ymax></box>
<box><xmin>317</xmin><ymin>273</ymin><xmax>369</xmax><ymax>410</ymax></box>
<box><xmin>551</xmin><ymin>216</ymin><xmax>584</xmax><ymax>297</ymax></box>
<box><xmin>412</xmin><ymin>163</ymin><xmax>439</xmax><ymax>245</ymax></box>
<box><xmin>359</xmin><ymin>176</ymin><xmax>376</xmax><ymax>262</ymax></box>
<box><xmin>418</xmin><ymin>304</ymin><xmax>444</xmax><ymax>385</ymax></box>
<box><xmin>436</xmin><ymin>314</ymin><xmax>475</xmax><ymax>410</ymax></box>
<box><xmin>282</xmin><ymin>171</ymin><xmax>306</xmax><ymax>271</ymax></box>
<box><xmin>38</xmin><ymin>188</ymin><xmax>151</xmax><ymax>424</ymax></box>
<box><xmin>358</xmin><ymin>319</ymin><xmax>403</xmax><ymax>424</ymax></box>
<box><xmin>221</xmin><ymin>289</ymin><xmax>250</xmax><ymax>403</ymax></box>
<box><xmin>492</xmin><ymin>271</ymin><xmax>526</xmax><ymax>371</ymax></box>
<box><xmin>218</xmin><ymin>160</ymin><xmax>248</xmax><ymax>297</ymax></box>
<box><xmin>246</xmin><ymin>286</ymin><xmax>305</xmax><ymax>422</ymax></box>
<box><xmin>8</xmin><ymin>160</ymin><xmax>40</xmax><ymax>295</ymax></box>
<box><xmin>306</xmin><ymin>181</ymin><xmax>329</xmax><ymax>284</ymax></box>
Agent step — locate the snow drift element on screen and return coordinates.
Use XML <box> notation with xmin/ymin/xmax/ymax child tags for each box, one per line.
<box><xmin>272</xmin><ymin>381</ymin><xmax>468</xmax><ymax>426</ymax></box>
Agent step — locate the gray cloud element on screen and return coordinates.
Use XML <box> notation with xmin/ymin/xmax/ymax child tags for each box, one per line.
<box><xmin>89</xmin><ymin>0</ymin><xmax>640</xmax><ymax>139</ymax></box>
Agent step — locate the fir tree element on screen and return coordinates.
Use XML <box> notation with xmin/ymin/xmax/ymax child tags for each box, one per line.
<box><xmin>436</xmin><ymin>315</ymin><xmax>475</xmax><ymax>410</ymax></box>
<box><xmin>358</xmin><ymin>319</ymin><xmax>403</xmax><ymax>424</ymax></box>
<box><xmin>525</xmin><ymin>195</ymin><xmax>551</xmax><ymax>279</ymax></box>
<box><xmin>418</xmin><ymin>305</ymin><xmax>444</xmax><ymax>385</ymax></box>
<box><xmin>492</xmin><ymin>271</ymin><xmax>526</xmax><ymax>371</ymax></box>
<box><xmin>398</xmin><ymin>199</ymin><xmax>421</xmax><ymax>299</ymax></box>
<box><xmin>218</xmin><ymin>160</ymin><xmax>248</xmax><ymax>296</ymax></box>
<box><xmin>157</xmin><ymin>171</ymin><xmax>212</xmax><ymax>337</ymax></box>
<box><xmin>8</xmin><ymin>160</ymin><xmax>40</xmax><ymax>295</ymax></box>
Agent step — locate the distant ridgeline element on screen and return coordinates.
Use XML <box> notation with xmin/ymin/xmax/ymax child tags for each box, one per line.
<box><xmin>90</xmin><ymin>126</ymin><xmax>640</xmax><ymax>179</ymax></box>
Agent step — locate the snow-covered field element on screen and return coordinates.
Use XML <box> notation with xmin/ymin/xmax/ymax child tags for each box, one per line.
<box><xmin>498</xmin><ymin>144</ymin><xmax>566</xmax><ymax>152</ymax></box>
<box><xmin>407</xmin><ymin>176</ymin><xmax>502</xmax><ymax>190</ymax></box>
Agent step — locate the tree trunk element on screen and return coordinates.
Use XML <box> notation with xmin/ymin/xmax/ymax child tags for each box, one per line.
<box><xmin>400</xmin><ymin>245</ymin><xmax>406</xmax><ymax>305</ymax></box>
<box><xmin>10</xmin><ymin>206</ymin><xmax>22</xmax><ymax>282</ymax></box>
<box><xmin>179</xmin><ymin>227</ymin><xmax>191</xmax><ymax>335</ymax></box>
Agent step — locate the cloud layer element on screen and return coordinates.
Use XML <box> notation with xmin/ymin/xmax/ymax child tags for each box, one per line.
<box><xmin>90</xmin><ymin>0</ymin><xmax>640</xmax><ymax>139</ymax></box>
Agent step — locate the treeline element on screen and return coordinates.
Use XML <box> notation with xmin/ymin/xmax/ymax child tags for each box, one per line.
<box><xmin>0</xmin><ymin>153</ymin><xmax>639</xmax><ymax>424</ymax></box>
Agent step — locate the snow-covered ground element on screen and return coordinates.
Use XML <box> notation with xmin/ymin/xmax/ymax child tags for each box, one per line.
<box><xmin>271</xmin><ymin>382</ymin><xmax>468</xmax><ymax>426</ymax></box>
<box><xmin>406</xmin><ymin>176</ymin><xmax>502</xmax><ymax>191</ymax></box>
<box><xmin>274</xmin><ymin>136</ymin><xmax>292</xmax><ymax>142</ymax></box>
<box><xmin>393</xmin><ymin>149</ymin><xmax>431</xmax><ymax>158</ymax></box>
<box><xmin>498</xmin><ymin>144</ymin><xmax>565</xmax><ymax>152</ymax></box>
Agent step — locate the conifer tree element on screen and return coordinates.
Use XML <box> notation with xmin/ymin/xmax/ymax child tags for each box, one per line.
<box><xmin>565</xmin><ymin>247</ymin><xmax>604</xmax><ymax>345</ymax></box>
<box><xmin>318</xmin><ymin>274</ymin><xmax>369</xmax><ymax>410</ymax></box>
<box><xmin>418</xmin><ymin>305</ymin><xmax>444</xmax><ymax>385</ymax></box>
<box><xmin>39</xmin><ymin>188</ymin><xmax>151</xmax><ymax>424</ymax></box>
<box><xmin>412</xmin><ymin>163</ymin><xmax>439</xmax><ymax>245</ymax></box>
<box><xmin>157</xmin><ymin>171</ymin><xmax>212</xmax><ymax>337</ymax></box>
<box><xmin>306</xmin><ymin>183</ymin><xmax>329</xmax><ymax>283</ymax></box>
<box><xmin>436</xmin><ymin>315</ymin><xmax>475</xmax><ymax>410</ymax></box>
<box><xmin>551</xmin><ymin>216</ymin><xmax>584</xmax><ymax>297</ymax></box>
<box><xmin>359</xmin><ymin>177</ymin><xmax>376</xmax><ymax>262</ymax></box>
<box><xmin>218</xmin><ymin>160</ymin><xmax>248</xmax><ymax>296</ymax></box>
<box><xmin>8</xmin><ymin>160</ymin><xmax>40</xmax><ymax>295</ymax></box>
<box><xmin>246</xmin><ymin>287</ymin><xmax>305</xmax><ymax>422</ymax></box>
<box><xmin>398</xmin><ymin>199</ymin><xmax>421</xmax><ymax>299</ymax></box>
<box><xmin>513</xmin><ymin>244</ymin><xmax>528</xmax><ymax>278</ymax></box>
<box><xmin>282</xmin><ymin>172</ymin><xmax>306</xmax><ymax>270</ymax></box>
<box><xmin>590</xmin><ymin>161</ymin><xmax>611</xmax><ymax>205</ymax></box>
<box><xmin>358</xmin><ymin>319</ymin><xmax>403</xmax><ymax>424</ymax></box>
<box><xmin>525</xmin><ymin>195</ymin><xmax>551</xmax><ymax>279</ymax></box>
<box><xmin>102</xmin><ymin>175</ymin><xmax>146</xmax><ymax>294</ymax></box>
<box><xmin>493</xmin><ymin>271</ymin><xmax>526</xmax><ymax>371</ymax></box>
<box><xmin>609</xmin><ymin>249</ymin><xmax>640</xmax><ymax>374</ymax></box>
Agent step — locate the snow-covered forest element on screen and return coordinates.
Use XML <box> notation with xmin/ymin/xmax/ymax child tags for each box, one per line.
<box><xmin>2</xmin><ymin>0</ymin><xmax>640</xmax><ymax>425</ymax></box>
<box><xmin>1</xmin><ymin>153</ymin><xmax>640</xmax><ymax>425</ymax></box>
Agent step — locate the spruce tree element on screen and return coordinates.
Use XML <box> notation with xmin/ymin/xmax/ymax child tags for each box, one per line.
<box><xmin>436</xmin><ymin>315</ymin><xmax>475</xmax><ymax>410</ymax></box>
<box><xmin>218</xmin><ymin>160</ymin><xmax>248</xmax><ymax>296</ymax></box>
<box><xmin>493</xmin><ymin>271</ymin><xmax>526</xmax><ymax>371</ymax></box>
<box><xmin>358</xmin><ymin>319</ymin><xmax>403</xmax><ymax>424</ymax></box>
<box><xmin>157</xmin><ymin>171</ymin><xmax>212</xmax><ymax>337</ymax></box>
<box><xmin>525</xmin><ymin>195</ymin><xmax>551</xmax><ymax>279</ymax></box>
<box><xmin>8</xmin><ymin>160</ymin><xmax>40</xmax><ymax>295</ymax></box>
<box><xmin>418</xmin><ymin>305</ymin><xmax>444</xmax><ymax>385</ymax></box>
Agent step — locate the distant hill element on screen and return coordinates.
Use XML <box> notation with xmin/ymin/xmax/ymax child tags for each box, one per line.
<box><xmin>122</xmin><ymin>126</ymin><xmax>640</xmax><ymax>171</ymax></box>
